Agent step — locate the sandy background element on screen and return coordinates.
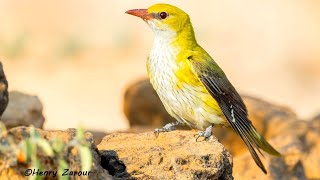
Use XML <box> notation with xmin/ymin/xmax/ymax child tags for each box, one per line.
<box><xmin>1</xmin><ymin>0</ymin><xmax>319</xmax><ymax>132</ymax></box>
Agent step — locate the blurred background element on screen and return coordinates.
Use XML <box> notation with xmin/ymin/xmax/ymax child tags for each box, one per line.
<box><xmin>1</xmin><ymin>0</ymin><xmax>319</xmax><ymax>132</ymax></box>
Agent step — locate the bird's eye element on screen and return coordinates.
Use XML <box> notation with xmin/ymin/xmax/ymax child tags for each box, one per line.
<box><xmin>159</xmin><ymin>12</ymin><xmax>168</xmax><ymax>19</ymax></box>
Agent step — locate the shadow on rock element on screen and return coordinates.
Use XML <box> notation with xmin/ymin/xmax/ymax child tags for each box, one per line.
<box><xmin>100</xmin><ymin>150</ymin><xmax>132</xmax><ymax>179</ymax></box>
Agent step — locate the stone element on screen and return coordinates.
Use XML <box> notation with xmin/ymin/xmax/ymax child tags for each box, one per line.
<box><xmin>242</xmin><ymin>95</ymin><xmax>299</xmax><ymax>138</ymax></box>
<box><xmin>87</xmin><ymin>130</ymin><xmax>108</xmax><ymax>145</ymax></box>
<box><xmin>310</xmin><ymin>113</ymin><xmax>320</xmax><ymax>130</ymax></box>
<box><xmin>1</xmin><ymin>91</ymin><xmax>45</xmax><ymax>129</ymax></box>
<box><xmin>0</xmin><ymin>127</ymin><xmax>112</xmax><ymax>180</ymax></box>
<box><xmin>98</xmin><ymin>131</ymin><xmax>233</xmax><ymax>180</ymax></box>
<box><xmin>0</xmin><ymin>62</ymin><xmax>9</xmax><ymax>117</ymax></box>
<box><xmin>233</xmin><ymin>134</ymin><xmax>307</xmax><ymax>180</ymax></box>
<box><xmin>233</xmin><ymin>121</ymin><xmax>320</xmax><ymax>179</ymax></box>
<box><xmin>301</xmin><ymin>119</ymin><xmax>320</xmax><ymax>179</ymax></box>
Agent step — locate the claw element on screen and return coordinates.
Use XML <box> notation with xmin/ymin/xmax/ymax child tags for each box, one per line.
<box><xmin>153</xmin><ymin>121</ymin><xmax>182</xmax><ymax>138</ymax></box>
<box><xmin>195</xmin><ymin>134</ymin><xmax>201</xmax><ymax>142</ymax></box>
<box><xmin>194</xmin><ymin>132</ymin><xmax>201</xmax><ymax>141</ymax></box>
<box><xmin>194</xmin><ymin>125</ymin><xmax>213</xmax><ymax>142</ymax></box>
<box><xmin>195</xmin><ymin>131</ymin><xmax>206</xmax><ymax>142</ymax></box>
<box><xmin>154</xmin><ymin>128</ymin><xmax>161</xmax><ymax>138</ymax></box>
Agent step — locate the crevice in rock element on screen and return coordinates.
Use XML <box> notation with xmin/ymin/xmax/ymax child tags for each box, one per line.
<box><xmin>100</xmin><ymin>150</ymin><xmax>131</xmax><ymax>179</ymax></box>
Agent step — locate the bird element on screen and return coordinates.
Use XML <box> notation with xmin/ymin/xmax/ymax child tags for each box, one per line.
<box><xmin>126</xmin><ymin>3</ymin><xmax>281</xmax><ymax>174</ymax></box>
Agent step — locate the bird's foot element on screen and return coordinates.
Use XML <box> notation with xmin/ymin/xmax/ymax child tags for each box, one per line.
<box><xmin>194</xmin><ymin>125</ymin><xmax>213</xmax><ymax>142</ymax></box>
<box><xmin>154</xmin><ymin>121</ymin><xmax>184</xmax><ymax>137</ymax></box>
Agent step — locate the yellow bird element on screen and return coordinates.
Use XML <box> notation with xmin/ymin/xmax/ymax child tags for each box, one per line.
<box><xmin>126</xmin><ymin>3</ymin><xmax>280</xmax><ymax>174</ymax></box>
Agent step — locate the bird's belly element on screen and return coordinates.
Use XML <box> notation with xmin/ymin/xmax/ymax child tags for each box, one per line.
<box><xmin>149</xmin><ymin>64</ymin><xmax>225</xmax><ymax>130</ymax></box>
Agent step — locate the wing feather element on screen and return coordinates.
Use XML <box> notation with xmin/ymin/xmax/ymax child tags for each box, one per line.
<box><xmin>187</xmin><ymin>51</ymin><xmax>280</xmax><ymax>174</ymax></box>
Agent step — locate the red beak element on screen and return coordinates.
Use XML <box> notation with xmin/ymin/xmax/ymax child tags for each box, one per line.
<box><xmin>125</xmin><ymin>9</ymin><xmax>152</xmax><ymax>20</ymax></box>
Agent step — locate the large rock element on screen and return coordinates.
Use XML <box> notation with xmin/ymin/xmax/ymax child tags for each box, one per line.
<box><xmin>233</xmin><ymin>134</ymin><xmax>307</xmax><ymax>179</ymax></box>
<box><xmin>98</xmin><ymin>131</ymin><xmax>233</xmax><ymax>180</ymax></box>
<box><xmin>0</xmin><ymin>62</ymin><xmax>9</xmax><ymax>117</ymax></box>
<box><xmin>233</xmin><ymin>120</ymin><xmax>320</xmax><ymax>180</ymax></box>
<box><xmin>310</xmin><ymin>113</ymin><xmax>320</xmax><ymax>130</ymax></box>
<box><xmin>0</xmin><ymin>127</ymin><xmax>112</xmax><ymax>180</ymax></box>
<box><xmin>302</xmin><ymin>116</ymin><xmax>320</xmax><ymax>179</ymax></box>
<box><xmin>1</xmin><ymin>91</ymin><xmax>45</xmax><ymax>129</ymax></box>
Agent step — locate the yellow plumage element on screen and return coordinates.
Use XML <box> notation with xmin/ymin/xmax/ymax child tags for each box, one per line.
<box><xmin>127</xmin><ymin>3</ymin><xmax>280</xmax><ymax>174</ymax></box>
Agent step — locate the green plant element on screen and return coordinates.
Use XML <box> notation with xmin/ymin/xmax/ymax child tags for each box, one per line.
<box><xmin>0</xmin><ymin>122</ymin><xmax>93</xmax><ymax>179</ymax></box>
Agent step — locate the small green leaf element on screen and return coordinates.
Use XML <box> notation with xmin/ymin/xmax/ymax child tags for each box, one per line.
<box><xmin>76</xmin><ymin>127</ymin><xmax>85</xmax><ymax>141</ymax></box>
<box><xmin>29</xmin><ymin>126</ymin><xmax>40</xmax><ymax>139</ymax></box>
<box><xmin>37</xmin><ymin>138</ymin><xmax>54</xmax><ymax>157</ymax></box>
<box><xmin>51</xmin><ymin>137</ymin><xmax>64</xmax><ymax>153</ymax></box>
<box><xmin>58</xmin><ymin>159</ymin><xmax>69</xmax><ymax>180</ymax></box>
<box><xmin>30</xmin><ymin>158</ymin><xmax>41</xmax><ymax>180</ymax></box>
<box><xmin>21</xmin><ymin>138</ymin><xmax>33</xmax><ymax>162</ymax></box>
<box><xmin>79</xmin><ymin>146</ymin><xmax>92</xmax><ymax>172</ymax></box>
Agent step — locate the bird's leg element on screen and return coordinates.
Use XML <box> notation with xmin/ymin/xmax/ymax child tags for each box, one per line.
<box><xmin>194</xmin><ymin>125</ymin><xmax>213</xmax><ymax>142</ymax></box>
<box><xmin>154</xmin><ymin>121</ymin><xmax>184</xmax><ymax>137</ymax></box>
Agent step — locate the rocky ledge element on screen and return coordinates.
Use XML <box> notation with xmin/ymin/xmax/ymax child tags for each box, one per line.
<box><xmin>0</xmin><ymin>127</ymin><xmax>112</xmax><ymax>180</ymax></box>
<box><xmin>98</xmin><ymin>131</ymin><xmax>233</xmax><ymax>180</ymax></box>
<box><xmin>0</xmin><ymin>127</ymin><xmax>233</xmax><ymax>180</ymax></box>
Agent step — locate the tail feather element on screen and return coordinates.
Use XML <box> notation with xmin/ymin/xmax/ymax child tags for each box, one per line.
<box><xmin>236</xmin><ymin>117</ymin><xmax>281</xmax><ymax>156</ymax></box>
<box><xmin>250</xmin><ymin>127</ymin><xmax>281</xmax><ymax>156</ymax></box>
<box><xmin>228</xmin><ymin>119</ymin><xmax>268</xmax><ymax>174</ymax></box>
<box><xmin>227</xmin><ymin>111</ymin><xmax>281</xmax><ymax>174</ymax></box>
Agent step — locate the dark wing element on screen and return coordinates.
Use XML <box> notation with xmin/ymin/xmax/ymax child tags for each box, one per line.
<box><xmin>188</xmin><ymin>52</ymin><xmax>280</xmax><ymax>174</ymax></box>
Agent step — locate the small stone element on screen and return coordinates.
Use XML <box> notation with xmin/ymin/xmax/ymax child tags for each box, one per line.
<box><xmin>0</xmin><ymin>62</ymin><xmax>9</xmax><ymax>117</ymax></box>
<box><xmin>1</xmin><ymin>91</ymin><xmax>45</xmax><ymax>129</ymax></box>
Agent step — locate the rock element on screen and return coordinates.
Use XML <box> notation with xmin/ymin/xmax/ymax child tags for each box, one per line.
<box><xmin>1</xmin><ymin>91</ymin><xmax>45</xmax><ymax>129</ymax></box>
<box><xmin>233</xmin><ymin>120</ymin><xmax>320</xmax><ymax>180</ymax></box>
<box><xmin>87</xmin><ymin>130</ymin><xmax>108</xmax><ymax>145</ymax></box>
<box><xmin>300</xmin><ymin>119</ymin><xmax>320</xmax><ymax>179</ymax></box>
<box><xmin>242</xmin><ymin>95</ymin><xmax>299</xmax><ymax>138</ymax></box>
<box><xmin>123</xmin><ymin>79</ymin><xmax>176</xmax><ymax>128</ymax></box>
<box><xmin>310</xmin><ymin>113</ymin><xmax>320</xmax><ymax>130</ymax></box>
<box><xmin>0</xmin><ymin>62</ymin><xmax>9</xmax><ymax>117</ymax></box>
<box><xmin>100</xmin><ymin>150</ymin><xmax>128</xmax><ymax>179</ymax></box>
<box><xmin>0</xmin><ymin>127</ymin><xmax>112</xmax><ymax>180</ymax></box>
<box><xmin>97</xmin><ymin>131</ymin><xmax>233</xmax><ymax>180</ymax></box>
<box><xmin>233</xmin><ymin>134</ymin><xmax>307</xmax><ymax>179</ymax></box>
<box><xmin>120</xmin><ymin>126</ymin><xmax>155</xmax><ymax>134</ymax></box>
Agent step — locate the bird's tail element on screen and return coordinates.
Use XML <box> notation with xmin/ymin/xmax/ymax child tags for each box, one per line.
<box><xmin>249</xmin><ymin>127</ymin><xmax>281</xmax><ymax>156</ymax></box>
<box><xmin>232</xmin><ymin>122</ymin><xmax>281</xmax><ymax>174</ymax></box>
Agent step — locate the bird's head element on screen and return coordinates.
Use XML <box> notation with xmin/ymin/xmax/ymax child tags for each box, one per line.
<box><xmin>126</xmin><ymin>4</ymin><xmax>191</xmax><ymax>38</ymax></box>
